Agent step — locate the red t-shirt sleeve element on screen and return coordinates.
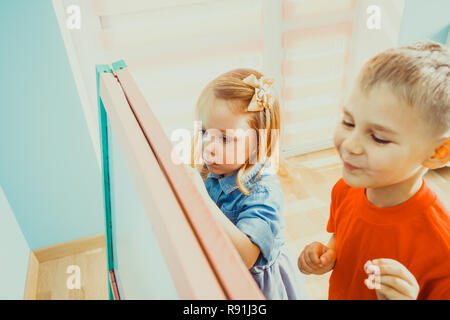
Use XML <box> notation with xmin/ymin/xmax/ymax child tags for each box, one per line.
<box><xmin>327</xmin><ymin>200</ymin><xmax>336</xmax><ymax>233</ymax></box>
<box><xmin>327</xmin><ymin>179</ymin><xmax>344</xmax><ymax>233</ymax></box>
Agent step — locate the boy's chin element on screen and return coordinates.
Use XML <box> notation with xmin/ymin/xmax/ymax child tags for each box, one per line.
<box><xmin>342</xmin><ymin>171</ymin><xmax>371</xmax><ymax>189</ymax></box>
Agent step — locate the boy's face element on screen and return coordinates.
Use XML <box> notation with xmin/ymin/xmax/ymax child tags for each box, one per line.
<box><xmin>333</xmin><ymin>84</ymin><xmax>437</xmax><ymax>189</ymax></box>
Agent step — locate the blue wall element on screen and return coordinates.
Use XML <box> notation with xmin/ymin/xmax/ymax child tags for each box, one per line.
<box><xmin>0</xmin><ymin>1</ymin><xmax>103</xmax><ymax>249</ymax></box>
<box><xmin>0</xmin><ymin>185</ymin><xmax>30</xmax><ymax>299</ymax></box>
<box><xmin>399</xmin><ymin>0</ymin><xmax>450</xmax><ymax>45</ymax></box>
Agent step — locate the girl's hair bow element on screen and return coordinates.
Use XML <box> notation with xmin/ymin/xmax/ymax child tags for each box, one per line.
<box><xmin>242</xmin><ymin>74</ymin><xmax>276</xmax><ymax>112</ymax></box>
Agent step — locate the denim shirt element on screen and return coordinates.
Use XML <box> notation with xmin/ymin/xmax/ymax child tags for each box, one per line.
<box><xmin>204</xmin><ymin>157</ymin><xmax>286</xmax><ymax>268</ymax></box>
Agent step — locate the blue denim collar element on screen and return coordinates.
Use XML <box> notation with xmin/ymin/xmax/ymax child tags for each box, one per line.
<box><xmin>207</xmin><ymin>156</ymin><xmax>271</xmax><ymax>195</ymax></box>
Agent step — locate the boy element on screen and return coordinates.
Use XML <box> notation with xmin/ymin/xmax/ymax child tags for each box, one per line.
<box><xmin>298</xmin><ymin>41</ymin><xmax>450</xmax><ymax>299</ymax></box>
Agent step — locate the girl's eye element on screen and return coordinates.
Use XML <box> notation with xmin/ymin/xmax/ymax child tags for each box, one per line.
<box><xmin>342</xmin><ymin>120</ymin><xmax>354</xmax><ymax>128</ymax></box>
<box><xmin>372</xmin><ymin>134</ymin><xmax>391</xmax><ymax>144</ymax></box>
<box><xmin>201</xmin><ymin>129</ymin><xmax>207</xmax><ymax>136</ymax></box>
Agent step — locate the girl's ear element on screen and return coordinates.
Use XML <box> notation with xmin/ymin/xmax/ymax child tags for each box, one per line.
<box><xmin>423</xmin><ymin>138</ymin><xmax>450</xmax><ymax>169</ymax></box>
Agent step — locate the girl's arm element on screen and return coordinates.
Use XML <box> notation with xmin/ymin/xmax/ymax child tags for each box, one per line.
<box><xmin>204</xmin><ymin>197</ymin><xmax>261</xmax><ymax>269</ymax></box>
<box><xmin>186</xmin><ymin>166</ymin><xmax>260</xmax><ymax>269</ymax></box>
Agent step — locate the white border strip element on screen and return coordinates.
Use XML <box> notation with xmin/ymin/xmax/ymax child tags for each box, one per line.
<box><xmin>52</xmin><ymin>0</ymin><xmax>101</xmax><ymax>168</ymax></box>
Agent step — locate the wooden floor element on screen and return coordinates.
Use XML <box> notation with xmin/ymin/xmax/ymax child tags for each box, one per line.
<box><xmin>31</xmin><ymin>148</ymin><xmax>450</xmax><ymax>300</ymax></box>
<box><xmin>281</xmin><ymin>148</ymin><xmax>450</xmax><ymax>300</ymax></box>
<box><xmin>33</xmin><ymin>236</ymin><xmax>109</xmax><ymax>300</ymax></box>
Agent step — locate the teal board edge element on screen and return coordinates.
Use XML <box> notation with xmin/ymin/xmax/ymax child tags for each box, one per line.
<box><xmin>112</xmin><ymin>60</ymin><xmax>127</xmax><ymax>72</ymax></box>
<box><xmin>96</xmin><ymin>64</ymin><xmax>114</xmax><ymax>300</ymax></box>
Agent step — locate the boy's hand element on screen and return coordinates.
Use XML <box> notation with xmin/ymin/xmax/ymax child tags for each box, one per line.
<box><xmin>298</xmin><ymin>242</ymin><xmax>336</xmax><ymax>275</ymax></box>
<box><xmin>364</xmin><ymin>259</ymin><xmax>419</xmax><ymax>300</ymax></box>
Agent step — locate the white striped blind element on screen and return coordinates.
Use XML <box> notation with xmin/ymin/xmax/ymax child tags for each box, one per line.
<box><xmin>63</xmin><ymin>0</ymin><xmax>412</xmax><ymax>158</ymax></box>
<box><xmin>88</xmin><ymin>0</ymin><xmax>357</xmax><ymax>157</ymax></box>
<box><xmin>56</xmin><ymin>0</ymin><xmax>406</xmax><ymax>161</ymax></box>
<box><xmin>91</xmin><ymin>0</ymin><xmax>265</xmax><ymax>141</ymax></box>
<box><xmin>280</xmin><ymin>0</ymin><xmax>356</xmax><ymax>156</ymax></box>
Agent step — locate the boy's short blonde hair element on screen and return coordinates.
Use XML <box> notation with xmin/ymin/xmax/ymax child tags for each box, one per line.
<box><xmin>358</xmin><ymin>40</ymin><xmax>450</xmax><ymax>135</ymax></box>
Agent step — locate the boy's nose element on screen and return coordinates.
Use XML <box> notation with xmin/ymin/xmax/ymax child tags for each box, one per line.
<box><xmin>342</xmin><ymin>132</ymin><xmax>364</xmax><ymax>155</ymax></box>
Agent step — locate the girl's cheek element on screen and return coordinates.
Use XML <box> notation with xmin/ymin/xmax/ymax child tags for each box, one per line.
<box><xmin>224</xmin><ymin>143</ymin><xmax>236</xmax><ymax>164</ymax></box>
<box><xmin>216</xmin><ymin>147</ymin><xmax>225</xmax><ymax>164</ymax></box>
<box><xmin>240</xmin><ymin>138</ymin><xmax>250</xmax><ymax>161</ymax></box>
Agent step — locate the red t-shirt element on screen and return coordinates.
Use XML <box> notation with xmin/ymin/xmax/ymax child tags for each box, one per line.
<box><xmin>327</xmin><ymin>178</ymin><xmax>450</xmax><ymax>300</ymax></box>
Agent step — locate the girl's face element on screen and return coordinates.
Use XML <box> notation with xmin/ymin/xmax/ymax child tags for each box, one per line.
<box><xmin>333</xmin><ymin>84</ymin><xmax>436</xmax><ymax>189</ymax></box>
<box><xmin>200</xmin><ymin>99</ymin><xmax>258</xmax><ymax>177</ymax></box>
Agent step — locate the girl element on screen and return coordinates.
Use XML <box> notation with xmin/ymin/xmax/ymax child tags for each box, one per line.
<box><xmin>188</xmin><ymin>68</ymin><xmax>307</xmax><ymax>300</ymax></box>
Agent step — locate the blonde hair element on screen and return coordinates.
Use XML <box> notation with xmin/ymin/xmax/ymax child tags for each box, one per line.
<box><xmin>191</xmin><ymin>68</ymin><xmax>288</xmax><ymax>196</ymax></box>
<box><xmin>358</xmin><ymin>40</ymin><xmax>450</xmax><ymax>135</ymax></box>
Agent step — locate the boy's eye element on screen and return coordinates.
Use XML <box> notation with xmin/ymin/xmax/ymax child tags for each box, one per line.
<box><xmin>372</xmin><ymin>134</ymin><xmax>391</xmax><ymax>144</ymax></box>
<box><xmin>342</xmin><ymin>120</ymin><xmax>354</xmax><ymax>128</ymax></box>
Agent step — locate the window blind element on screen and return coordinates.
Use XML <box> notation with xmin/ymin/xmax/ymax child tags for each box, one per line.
<box><xmin>91</xmin><ymin>0</ymin><xmax>264</xmax><ymax>140</ymax></box>
<box><xmin>56</xmin><ymin>0</ymin><xmax>404</xmax><ymax>160</ymax></box>
<box><xmin>280</xmin><ymin>0</ymin><xmax>356</xmax><ymax>156</ymax></box>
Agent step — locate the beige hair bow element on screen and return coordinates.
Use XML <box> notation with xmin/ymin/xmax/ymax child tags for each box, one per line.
<box><xmin>242</xmin><ymin>74</ymin><xmax>275</xmax><ymax>112</ymax></box>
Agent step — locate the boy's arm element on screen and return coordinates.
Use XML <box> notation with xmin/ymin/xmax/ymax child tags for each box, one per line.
<box><xmin>298</xmin><ymin>234</ymin><xmax>336</xmax><ymax>275</ymax></box>
<box><xmin>298</xmin><ymin>178</ymin><xmax>340</xmax><ymax>275</ymax></box>
<box><xmin>321</xmin><ymin>234</ymin><xmax>336</xmax><ymax>265</ymax></box>
<box><xmin>327</xmin><ymin>234</ymin><xmax>336</xmax><ymax>249</ymax></box>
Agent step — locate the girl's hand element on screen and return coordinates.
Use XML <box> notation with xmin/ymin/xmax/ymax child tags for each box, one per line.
<box><xmin>364</xmin><ymin>258</ymin><xmax>420</xmax><ymax>300</ymax></box>
<box><xmin>298</xmin><ymin>241</ymin><xmax>336</xmax><ymax>275</ymax></box>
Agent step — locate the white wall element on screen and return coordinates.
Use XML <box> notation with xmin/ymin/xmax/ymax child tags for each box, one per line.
<box><xmin>346</xmin><ymin>0</ymin><xmax>405</xmax><ymax>99</ymax></box>
<box><xmin>0</xmin><ymin>185</ymin><xmax>30</xmax><ymax>299</ymax></box>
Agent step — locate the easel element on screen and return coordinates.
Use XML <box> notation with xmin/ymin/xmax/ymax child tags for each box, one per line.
<box><xmin>96</xmin><ymin>60</ymin><xmax>264</xmax><ymax>300</ymax></box>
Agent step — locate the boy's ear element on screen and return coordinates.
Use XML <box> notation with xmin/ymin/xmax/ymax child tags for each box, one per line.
<box><xmin>423</xmin><ymin>138</ymin><xmax>450</xmax><ymax>169</ymax></box>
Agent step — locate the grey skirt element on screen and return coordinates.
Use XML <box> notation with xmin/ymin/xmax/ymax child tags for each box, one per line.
<box><xmin>250</xmin><ymin>245</ymin><xmax>308</xmax><ymax>300</ymax></box>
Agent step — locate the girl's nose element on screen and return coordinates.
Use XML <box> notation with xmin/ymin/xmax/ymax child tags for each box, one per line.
<box><xmin>342</xmin><ymin>132</ymin><xmax>364</xmax><ymax>155</ymax></box>
<box><xmin>203</xmin><ymin>137</ymin><xmax>216</xmax><ymax>159</ymax></box>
